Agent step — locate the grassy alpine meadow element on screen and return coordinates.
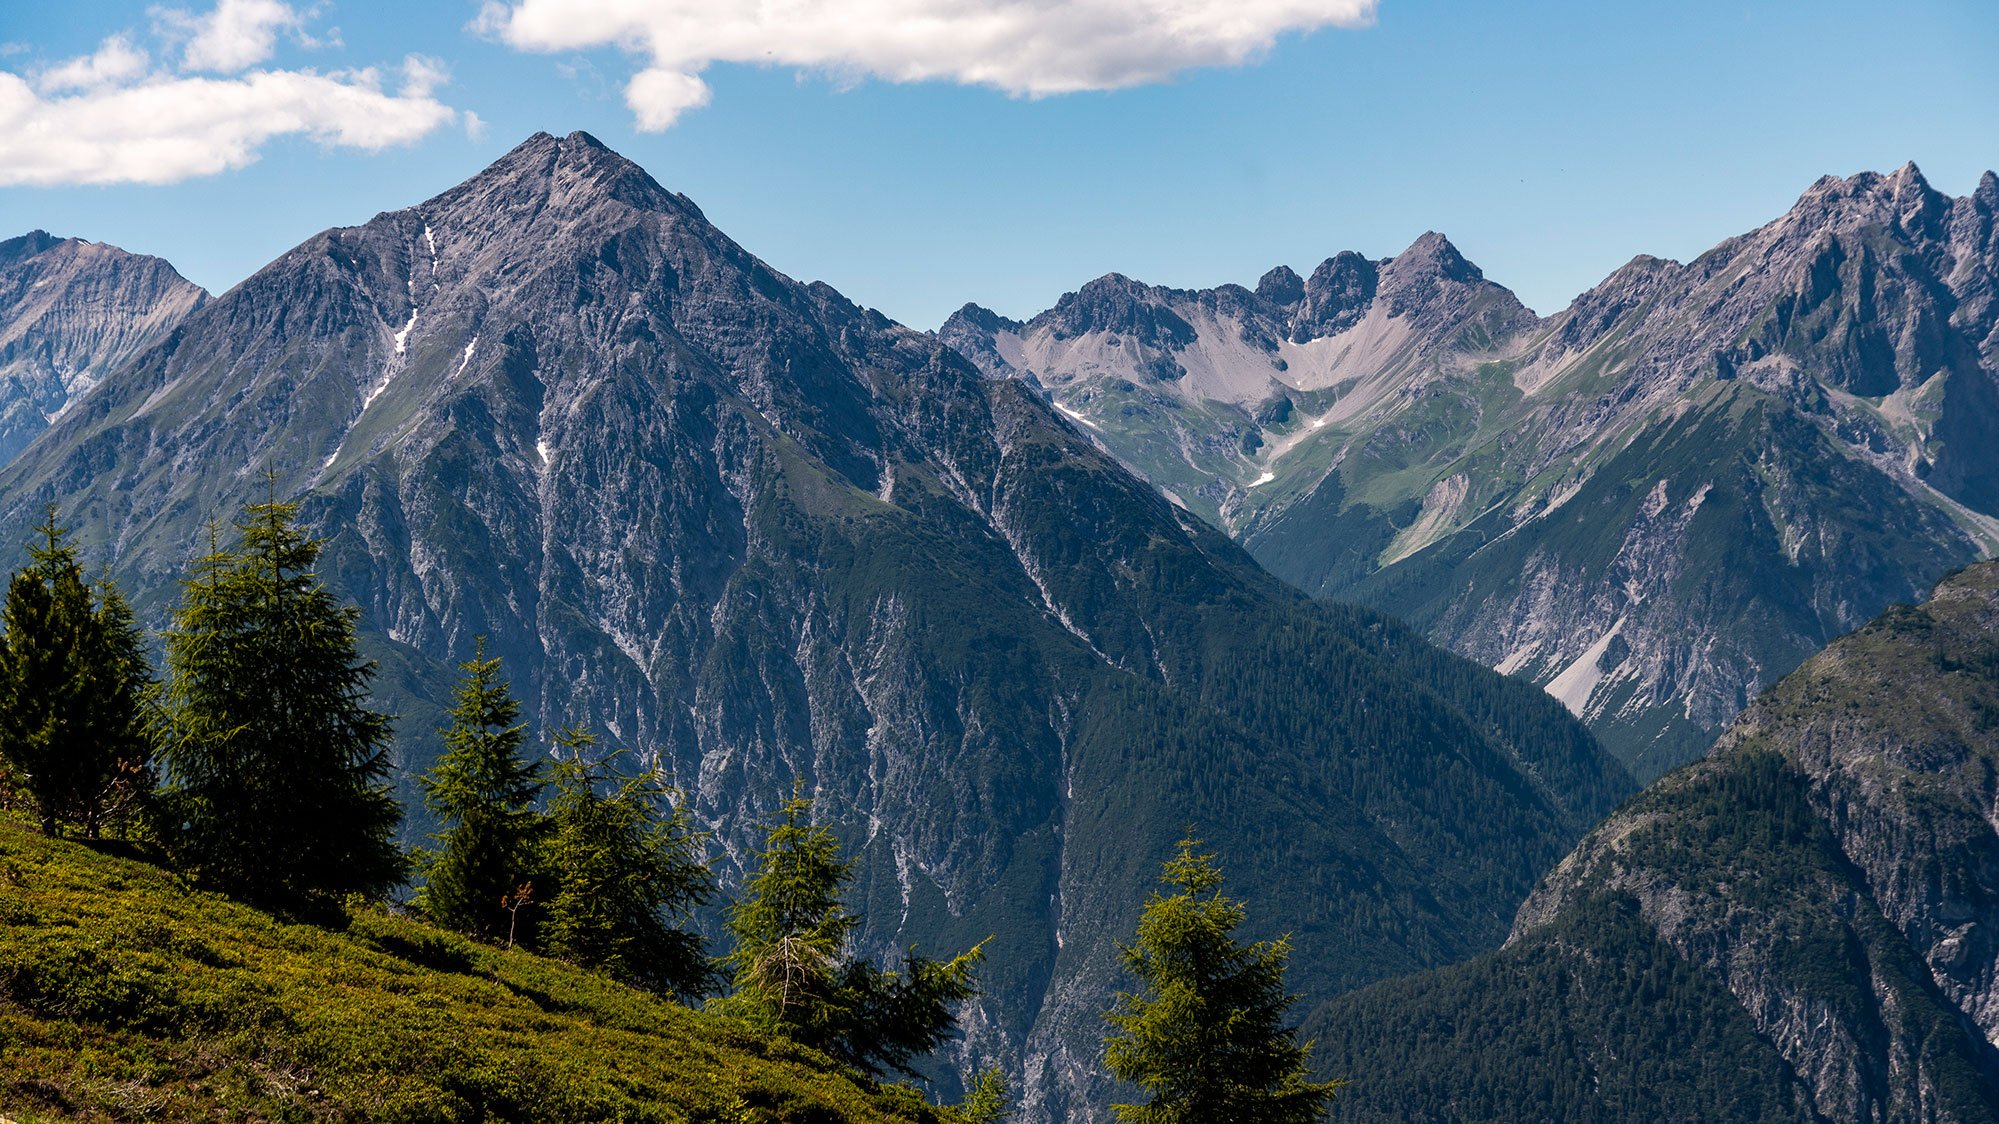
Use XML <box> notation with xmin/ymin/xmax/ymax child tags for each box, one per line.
<box><xmin>0</xmin><ymin>814</ymin><xmax>960</xmax><ymax>1124</ymax></box>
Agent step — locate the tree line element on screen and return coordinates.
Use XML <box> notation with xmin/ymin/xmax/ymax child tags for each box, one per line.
<box><xmin>0</xmin><ymin>496</ymin><xmax>1340</xmax><ymax>1122</ymax></box>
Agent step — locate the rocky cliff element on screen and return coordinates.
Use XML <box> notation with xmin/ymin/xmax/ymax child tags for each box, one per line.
<box><xmin>0</xmin><ymin>230</ymin><xmax>206</xmax><ymax>464</ymax></box>
<box><xmin>1311</xmin><ymin>562</ymin><xmax>1999</xmax><ymax>1122</ymax></box>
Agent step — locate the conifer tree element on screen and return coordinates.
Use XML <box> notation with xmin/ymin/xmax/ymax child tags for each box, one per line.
<box><xmin>84</xmin><ymin>580</ymin><xmax>157</xmax><ymax>837</ymax></box>
<box><xmin>0</xmin><ymin>508</ymin><xmax>156</xmax><ymax>838</ymax></box>
<box><xmin>960</xmin><ymin>1067</ymin><xmax>1012</xmax><ymax>1124</ymax></box>
<box><xmin>418</xmin><ymin>639</ymin><xmax>544</xmax><ymax>941</ymax></box>
<box><xmin>1102</xmin><ymin>835</ymin><xmax>1341</xmax><ymax>1124</ymax></box>
<box><xmin>159</xmin><ymin>498</ymin><xmax>403</xmax><ymax>908</ymax></box>
<box><xmin>541</xmin><ymin>726</ymin><xmax>715</xmax><ymax>999</ymax></box>
<box><xmin>718</xmin><ymin>785</ymin><xmax>985</xmax><ymax>1079</ymax></box>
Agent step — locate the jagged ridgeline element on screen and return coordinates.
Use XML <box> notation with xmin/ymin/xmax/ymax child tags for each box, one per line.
<box><xmin>0</xmin><ymin>132</ymin><xmax>1630</xmax><ymax>1120</ymax></box>
<box><xmin>1311</xmin><ymin>563</ymin><xmax>1999</xmax><ymax>1123</ymax></box>
<box><xmin>945</xmin><ymin>166</ymin><xmax>1999</xmax><ymax>780</ymax></box>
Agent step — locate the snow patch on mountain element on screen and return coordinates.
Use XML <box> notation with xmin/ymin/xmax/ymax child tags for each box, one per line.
<box><xmin>393</xmin><ymin>308</ymin><xmax>418</xmax><ymax>355</ymax></box>
<box><xmin>1053</xmin><ymin>401</ymin><xmax>1101</xmax><ymax>431</ymax></box>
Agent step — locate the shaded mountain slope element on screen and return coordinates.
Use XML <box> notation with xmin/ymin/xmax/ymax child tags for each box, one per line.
<box><xmin>1309</xmin><ymin>562</ymin><xmax>1999</xmax><ymax>1123</ymax></box>
<box><xmin>946</xmin><ymin>165</ymin><xmax>1999</xmax><ymax>778</ymax></box>
<box><xmin>0</xmin><ymin>132</ymin><xmax>1628</xmax><ymax>1121</ymax></box>
<box><xmin>0</xmin><ymin>231</ymin><xmax>205</xmax><ymax>465</ymax></box>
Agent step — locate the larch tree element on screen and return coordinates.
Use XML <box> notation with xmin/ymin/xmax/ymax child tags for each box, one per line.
<box><xmin>159</xmin><ymin>497</ymin><xmax>404</xmax><ymax>909</ymax></box>
<box><xmin>0</xmin><ymin>507</ymin><xmax>156</xmax><ymax>838</ymax></box>
<box><xmin>960</xmin><ymin>1067</ymin><xmax>1012</xmax><ymax>1124</ymax></box>
<box><xmin>717</xmin><ymin>785</ymin><xmax>986</xmax><ymax>1079</ymax></box>
<box><xmin>1102</xmin><ymin>834</ymin><xmax>1341</xmax><ymax>1124</ymax></box>
<box><xmin>418</xmin><ymin>639</ymin><xmax>545</xmax><ymax>942</ymax></box>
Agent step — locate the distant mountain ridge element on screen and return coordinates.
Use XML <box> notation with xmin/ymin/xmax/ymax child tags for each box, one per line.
<box><xmin>0</xmin><ymin>132</ymin><xmax>1628</xmax><ymax>1122</ymax></box>
<box><xmin>944</xmin><ymin>163</ymin><xmax>1999</xmax><ymax>778</ymax></box>
<box><xmin>1311</xmin><ymin>561</ymin><xmax>1999</xmax><ymax>1122</ymax></box>
<box><xmin>0</xmin><ymin>231</ymin><xmax>205</xmax><ymax>464</ymax></box>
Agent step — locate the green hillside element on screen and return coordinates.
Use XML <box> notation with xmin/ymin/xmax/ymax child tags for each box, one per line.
<box><xmin>0</xmin><ymin>816</ymin><xmax>962</xmax><ymax>1124</ymax></box>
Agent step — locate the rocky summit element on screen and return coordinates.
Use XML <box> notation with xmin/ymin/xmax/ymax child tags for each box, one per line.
<box><xmin>0</xmin><ymin>230</ymin><xmax>205</xmax><ymax>465</ymax></box>
<box><xmin>945</xmin><ymin>163</ymin><xmax>1999</xmax><ymax>779</ymax></box>
<box><xmin>0</xmin><ymin>132</ymin><xmax>1629</xmax><ymax>1121</ymax></box>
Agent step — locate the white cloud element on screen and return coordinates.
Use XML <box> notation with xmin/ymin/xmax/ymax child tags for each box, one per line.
<box><xmin>0</xmin><ymin>1</ymin><xmax>465</xmax><ymax>187</ymax></box>
<box><xmin>475</xmin><ymin>0</ymin><xmax>1378</xmax><ymax>130</ymax></box>
<box><xmin>0</xmin><ymin>50</ymin><xmax>459</xmax><ymax>187</ymax></box>
<box><xmin>626</xmin><ymin>67</ymin><xmax>711</xmax><ymax>131</ymax></box>
<box><xmin>37</xmin><ymin>36</ymin><xmax>151</xmax><ymax>93</ymax></box>
<box><xmin>154</xmin><ymin>0</ymin><xmax>306</xmax><ymax>73</ymax></box>
<box><xmin>399</xmin><ymin>53</ymin><xmax>450</xmax><ymax>98</ymax></box>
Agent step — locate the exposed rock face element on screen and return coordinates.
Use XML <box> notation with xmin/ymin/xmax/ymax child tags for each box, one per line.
<box><xmin>0</xmin><ymin>132</ymin><xmax>1628</xmax><ymax>1122</ymax></box>
<box><xmin>945</xmin><ymin>164</ymin><xmax>1999</xmax><ymax>779</ymax></box>
<box><xmin>0</xmin><ymin>231</ymin><xmax>205</xmax><ymax>464</ymax></box>
<box><xmin>1310</xmin><ymin>563</ymin><xmax>1999</xmax><ymax>1122</ymax></box>
<box><xmin>1521</xmin><ymin>562</ymin><xmax>1999</xmax><ymax>1119</ymax></box>
<box><xmin>939</xmin><ymin>231</ymin><xmax>1529</xmax><ymax>526</ymax></box>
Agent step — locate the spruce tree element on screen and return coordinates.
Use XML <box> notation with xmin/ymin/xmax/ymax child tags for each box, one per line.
<box><xmin>541</xmin><ymin>726</ymin><xmax>715</xmax><ymax>999</ymax></box>
<box><xmin>0</xmin><ymin>508</ymin><xmax>156</xmax><ymax>838</ymax></box>
<box><xmin>159</xmin><ymin>498</ymin><xmax>403</xmax><ymax>908</ymax></box>
<box><xmin>418</xmin><ymin>639</ymin><xmax>544</xmax><ymax>941</ymax></box>
<box><xmin>83</xmin><ymin>580</ymin><xmax>157</xmax><ymax>837</ymax></box>
<box><xmin>718</xmin><ymin>786</ymin><xmax>985</xmax><ymax>1079</ymax></box>
<box><xmin>1102</xmin><ymin>835</ymin><xmax>1341</xmax><ymax>1124</ymax></box>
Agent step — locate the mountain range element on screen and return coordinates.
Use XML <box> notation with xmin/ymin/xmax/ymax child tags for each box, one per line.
<box><xmin>8</xmin><ymin>133</ymin><xmax>1999</xmax><ymax>1122</ymax></box>
<box><xmin>0</xmin><ymin>132</ymin><xmax>1628</xmax><ymax>1121</ymax></box>
<box><xmin>943</xmin><ymin>164</ymin><xmax>1999</xmax><ymax>779</ymax></box>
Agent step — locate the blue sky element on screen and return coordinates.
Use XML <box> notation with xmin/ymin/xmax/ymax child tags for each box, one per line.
<box><xmin>2</xmin><ymin>0</ymin><xmax>1995</xmax><ymax>328</ymax></box>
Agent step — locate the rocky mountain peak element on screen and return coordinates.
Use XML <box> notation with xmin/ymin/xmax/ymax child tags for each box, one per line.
<box><xmin>0</xmin><ymin>230</ymin><xmax>63</xmax><ymax>266</ymax></box>
<box><xmin>1376</xmin><ymin>231</ymin><xmax>1532</xmax><ymax>328</ymax></box>
<box><xmin>942</xmin><ymin>301</ymin><xmax>1023</xmax><ymax>336</ymax></box>
<box><xmin>1547</xmin><ymin>252</ymin><xmax>1685</xmax><ymax>350</ymax></box>
<box><xmin>936</xmin><ymin>302</ymin><xmax>1028</xmax><ymax>379</ymax></box>
<box><xmin>1254</xmin><ymin>264</ymin><xmax>1306</xmax><ymax>305</ymax></box>
<box><xmin>1386</xmin><ymin>231</ymin><xmax>1482</xmax><ymax>283</ymax></box>
<box><xmin>0</xmin><ymin>232</ymin><xmax>206</xmax><ymax>464</ymax></box>
<box><xmin>1781</xmin><ymin>161</ymin><xmax>1953</xmax><ymax>240</ymax></box>
<box><xmin>1038</xmin><ymin>272</ymin><xmax>1196</xmax><ymax>348</ymax></box>
<box><xmin>1285</xmin><ymin>250</ymin><xmax>1379</xmax><ymax>340</ymax></box>
<box><xmin>400</xmin><ymin>129</ymin><xmax>707</xmax><ymax>271</ymax></box>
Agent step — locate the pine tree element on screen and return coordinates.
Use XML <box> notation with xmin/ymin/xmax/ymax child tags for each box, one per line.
<box><xmin>159</xmin><ymin>498</ymin><xmax>404</xmax><ymax>908</ymax></box>
<box><xmin>0</xmin><ymin>508</ymin><xmax>156</xmax><ymax>838</ymax></box>
<box><xmin>417</xmin><ymin>639</ymin><xmax>544</xmax><ymax>941</ymax></box>
<box><xmin>718</xmin><ymin>785</ymin><xmax>985</xmax><ymax>1079</ymax></box>
<box><xmin>1102</xmin><ymin>835</ymin><xmax>1342</xmax><ymax>1124</ymax></box>
<box><xmin>541</xmin><ymin>726</ymin><xmax>715</xmax><ymax>999</ymax></box>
